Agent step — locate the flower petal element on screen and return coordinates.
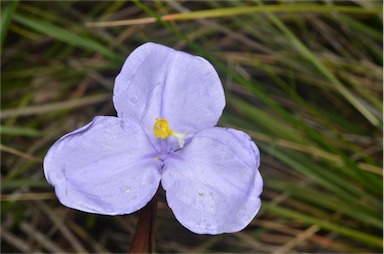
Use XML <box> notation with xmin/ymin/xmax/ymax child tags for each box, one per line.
<box><xmin>160</xmin><ymin>48</ymin><xmax>225</xmax><ymax>134</ymax></box>
<box><xmin>44</xmin><ymin>116</ymin><xmax>161</xmax><ymax>215</ymax></box>
<box><xmin>162</xmin><ymin>127</ymin><xmax>262</xmax><ymax>234</ymax></box>
<box><xmin>113</xmin><ymin>42</ymin><xmax>225</xmax><ymax>148</ymax></box>
<box><xmin>113</xmin><ymin>43</ymin><xmax>169</xmax><ymax>124</ymax></box>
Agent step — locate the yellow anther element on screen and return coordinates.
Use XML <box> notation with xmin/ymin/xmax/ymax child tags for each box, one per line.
<box><xmin>154</xmin><ymin>118</ymin><xmax>173</xmax><ymax>139</ymax></box>
<box><xmin>153</xmin><ymin>118</ymin><xmax>188</xmax><ymax>148</ymax></box>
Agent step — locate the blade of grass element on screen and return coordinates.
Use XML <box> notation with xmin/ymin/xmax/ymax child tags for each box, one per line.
<box><xmin>227</xmin><ymin>97</ymin><xmax>308</xmax><ymax>144</ymax></box>
<box><xmin>254</xmin><ymin>0</ymin><xmax>381</xmax><ymax>127</ymax></box>
<box><xmin>86</xmin><ymin>4</ymin><xmax>381</xmax><ymax>27</ymax></box>
<box><xmin>13</xmin><ymin>14</ymin><xmax>120</xmax><ymax>61</ymax></box>
<box><xmin>1</xmin><ymin>0</ymin><xmax>19</xmax><ymax>49</ymax></box>
<box><xmin>259</xmin><ymin>141</ymin><xmax>381</xmax><ymax>210</ymax></box>
<box><xmin>0</xmin><ymin>193</ymin><xmax>55</xmax><ymax>201</ymax></box>
<box><xmin>263</xmin><ymin>203</ymin><xmax>382</xmax><ymax>247</ymax></box>
<box><xmin>222</xmin><ymin>120</ymin><xmax>382</xmax><ymax>175</ymax></box>
<box><xmin>0</xmin><ymin>144</ymin><xmax>41</xmax><ymax>162</ymax></box>
<box><xmin>0</xmin><ymin>126</ymin><xmax>44</xmax><ymax>137</ymax></box>
<box><xmin>229</xmin><ymin>96</ymin><xmax>381</xmax><ymax>192</ymax></box>
<box><xmin>267</xmin><ymin>178</ymin><xmax>382</xmax><ymax>227</ymax></box>
<box><xmin>1</xmin><ymin>179</ymin><xmax>49</xmax><ymax>191</ymax></box>
<box><xmin>1</xmin><ymin>94</ymin><xmax>109</xmax><ymax>119</ymax></box>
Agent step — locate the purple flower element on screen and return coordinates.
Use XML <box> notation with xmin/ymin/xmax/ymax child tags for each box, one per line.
<box><xmin>44</xmin><ymin>42</ymin><xmax>263</xmax><ymax>234</ymax></box>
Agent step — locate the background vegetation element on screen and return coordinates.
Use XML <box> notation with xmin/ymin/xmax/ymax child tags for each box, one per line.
<box><xmin>1</xmin><ymin>0</ymin><xmax>382</xmax><ymax>253</ymax></box>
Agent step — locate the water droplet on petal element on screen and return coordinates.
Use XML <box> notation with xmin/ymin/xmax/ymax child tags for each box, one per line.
<box><xmin>129</xmin><ymin>96</ymin><xmax>138</xmax><ymax>105</ymax></box>
<box><xmin>54</xmin><ymin>170</ymin><xmax>65</xmax><ymax>181</ymax></box>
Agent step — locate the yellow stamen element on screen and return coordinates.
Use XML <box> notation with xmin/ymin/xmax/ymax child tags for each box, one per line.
<box><xmin>154</xmin><ymin>118</ymin><xmax>173</xmax><ymax>139</ymax></box>
<box><xmin>153</xmin><ymin>118</ymin><xmax>188</xmax><ymax>148</ymax></box>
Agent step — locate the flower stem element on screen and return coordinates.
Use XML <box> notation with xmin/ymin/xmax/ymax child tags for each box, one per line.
<box><xmin>129</xmin><ymin>194</ymin><xmax>157</xmax><ymax>253</ymax></box>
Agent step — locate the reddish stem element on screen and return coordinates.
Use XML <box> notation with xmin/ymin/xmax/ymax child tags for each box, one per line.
<box><xmin>129</xmin><ymin>194</ymin><xmax>157</xmax><ymax>253</ymax></box>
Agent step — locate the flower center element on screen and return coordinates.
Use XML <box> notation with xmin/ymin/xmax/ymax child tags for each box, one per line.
<box><xmin>153</xmin><ymin>118</ymin><xmax>188</xmax><ymax>148</ymax></box>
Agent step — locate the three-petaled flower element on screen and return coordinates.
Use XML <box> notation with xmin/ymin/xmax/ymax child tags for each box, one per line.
<box><xmin>44</xmin><ymin>42</ymin><xmax>263</xmax><ymax>234</ymax></box>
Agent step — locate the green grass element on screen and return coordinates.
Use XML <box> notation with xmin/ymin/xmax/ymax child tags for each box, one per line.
<box><xmin>1</xmin><ymin>1</ymin><xmax>382</xmax><ymax>253</ymax></box>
